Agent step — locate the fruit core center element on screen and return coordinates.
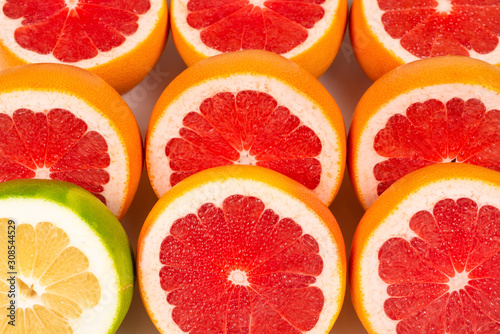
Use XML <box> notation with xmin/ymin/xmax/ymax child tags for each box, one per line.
<box><xmin>229</xmin><ymin>270</ymin><xmax>249</xmax><ymax>286</ymax></box>
<box><xmin>65</xmin><ymin>0</ymin><xmax>79</xmax><ymax>9</ymax></box>
<box><xmin>247</xmin><ymin>1</ymin><xmax>265</xmax><ymax>8</ymax></box>
<box><xmin>35</xmin><ymin>167</ymin><xmax>51</xmax><ymax>179</ymax></box>
<box><xmin>436</xmin><ymin>0</ymin><xmax>453</xmax><ymax>13</ymax></box>
<box><xmin>447</xmin><ymin>271</ymin><xmax>469</xmax><ymax>291</ymax></box>
<box><xmin>236</xmin><ymin>150</ymin><xmax>257</xmax><ymax>165</ymax></box>
<box><xmin>18</xmin><ymin>278</ymin><xmax>37</xmax><ymax>302</ymax></box>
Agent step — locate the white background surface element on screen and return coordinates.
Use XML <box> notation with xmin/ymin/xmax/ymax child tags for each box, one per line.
<box><xmin>117</xmin><ymin>0</ymin><xmax>372</xmax><ymax>332</ymax></box>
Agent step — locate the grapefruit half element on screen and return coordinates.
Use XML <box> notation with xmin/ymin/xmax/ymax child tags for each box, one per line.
<box><xmin>351</xmin><ymin>163</ymin><xmax>500</xmax><ymax>333</ymax></box>
<box><xmin>0</xmin><ymin>63</ymin><xmax>143</xmax><ymax>219</ymax></box>
<box><xmin>0</xmin><ymin>0</ymin><xmax>168</xmax><ymax>94</ymax></box>
<box><xmin>171</xmin><ymin>0</ymin><xmax>348</xmax><ymax>77</ymax></box>
<box><xmin>351</xmin><ymin>0</ymin><xmax>500</xmax><ymax>81</ymax></box>
<box><xmin>349</xmin><ymin>56</ymin><xmax>500</xmax><ymax>209</ymax></box>
<box><xmin>138</xmin><ymin>165</ymin><xmax>346</xmax><ymax>334</ymax></box>
<box><xmin>146</xmin><ymin>50</ymin><xmax>346</xmax><ymax>205</ymax></box>
<box><xmin>0</xmin><ymin>179</ymin><xmax>133</xmax><ymax>333</ymax></box>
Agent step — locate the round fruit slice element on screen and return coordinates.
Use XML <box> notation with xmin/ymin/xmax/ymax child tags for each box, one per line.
<box><xmin>0</xmin><ymin>179</ymin><xmax>133</xmax><ymax>333</ymax></box>
<box><xmin>350</xmin><ymin>0</ymin><xmax>500</xmax><ymax>81</ymax></box>
<box><xmin>0</xmin><ymin>0</ymin><xmax>168</xmax><ymax>94</ymax></box>
<box><xmin>171</xmin><ymin>0</ymin><xmax>348</xmax><ymax>77</ymax></box>
<box><xmin>349</xmin><ymin>56</ymin><xmax>500</xmax><ymax>209</ymax></box>
<box><xmin>146</xmin><ymin>50</ymin><xmax>346</xmax><ymax>205</ymax></box>
<box><xmin>138</xmin><ymin>165</ymin><xmax>346</xmax><ymax>334</ymax></box>
<box><xmin>0</xmin><ymin>63</ymin><xmax>142</xmax><ymax>219</ymax></box>
<box><xmin>351</xmin><ymin>163</ymin><xmax>500</xmax><ymax>334</ymax></box>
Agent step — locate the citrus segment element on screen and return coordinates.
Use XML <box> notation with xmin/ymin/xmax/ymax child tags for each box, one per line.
<box><xmin>147</xmin><ymin>50</ymin><xmax>346</xmax><ymax>205</ymax></box>
<box><xmin>138</xmin><ymin>165</ymin><xmax>346</xmax><ymax>334</ymax></box>
<box><xmin>171</xmin><ymin>0</ymin><xmax>347</xmax><ymax>77</ymax></box>
<box><xmin>34</xmin><ymin>304</ymin><xmax>73</xmax><ymax>333</ymax></box>
<box><xmin>17</xmin><ymin>224</ymin><xmax>35</xmax><ymax>278</ymax></box>
<box><xmin>41</xmin><ymin>293</ymin><xmax>83</xmax><ymax>319</ymax></box>
<box><xmin>349</xmin><ymin>56</ymin><xmax>500</xmax><ymax>209</ymax></box>
<box><xmin>0</xmin><ymin>292</ymin><xmax>7</xmax><ymax>307</ymax></box>
<box><xmin>0</xmin><ymin>63</ymin><xmax>142</xmax><ymax>219</ymax></box>
<box><xmin>350</xmin><ymin>0</ymin><xmax>500</xmax><ymax>80</ymax></box>
<box><xmin>0</xmin><ymin>179</ymin><xmax>134</xmax><ymax>333</ymax></box>
<box><xmin>0</xmin><ymin>0</ymin><xmax>168</xmax><ymax>93</ymax></box>
<box><xmin>351</xmin><ymin>164</ymin><xmax>500</xmax><ymax>333</ymax></box>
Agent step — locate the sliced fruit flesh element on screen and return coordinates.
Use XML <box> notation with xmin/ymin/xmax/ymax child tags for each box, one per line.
<box><xmin>377</xmin><ymin>0</ymin><xmax>500</xmax><ymax>58</ymax></box>
<box><xmin>166</xmin><ymin>90</ymin><xmax>323</xmax><ymax>190</ymax></box>
<box><xmin>186</xmin><ymin>0</ymin><xmax>326</xmax><ymax>54</ymax></box>
<box><xmin>2</xmin><ymin>0</ymin><xmax>151</xmax><ymax>62</ymax></box>
<box><xmin>0</xmin><ymin>108</ymin><xmax>110</xmax><ymax>204</ymax></box>
<box><xmin>159</xmin><ymin>194</ymin><xmax>324</xmax><ymax>333</ymax></box>
<box><xmin>373</xmin><ymin>97</ymin><xmax>500</xmax><ymax>195</ymax></box>
<box><xmin>0</xmin><ymin>218</ymin><xmax>101</xmax><ymax>332</ymax></box>
<box><xmin>378</xmin><ymin>198</ymin><xmax>500</xmax><ymax>333</ymax></box>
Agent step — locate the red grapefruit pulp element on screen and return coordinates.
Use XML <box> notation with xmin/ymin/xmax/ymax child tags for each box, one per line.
<box><xmin>166</xmin><ymin>90</ymin><xmax>323</xmax><ymax>190</ymax></box>
<box><xmin>2</xmin><ymin>0</ymin><xmax>151</xmax><ymax>62</ymax></box>
<box><xmin>160</xmin><ymin>194</ymin><xmax>324</xmax><ymax>333</ymax></box>
<box><xmin>373</xmin><ymin>97</ymin><xmax>500</xmax><ymax>195</ymax></box>
<box><xmin>379</xmin><ymin>197</ymin><xmax>500</xmax><ymax>332</ymax></box>
<box><xmin>0</xmin><ymin>108</ymin><xmax>110</xmax><ymax>203</ymax></box>
<box><xmin>185</xmin><ymin>0</ymin><xmax>325</xmax><ymax>54</ymax></box>
<box><xmin>378</xmin><ymin>0</ymin><xmax>500</xmax><ymax>58</ymax></box>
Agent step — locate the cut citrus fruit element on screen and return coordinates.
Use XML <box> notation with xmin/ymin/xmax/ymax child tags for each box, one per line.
<box><xmin>0</xmin><ymin>179</ymin><xmax>133</xmax><ymax>333</ymax></box>
<box><xmin>350</xmin><ymin>0</ymin><xmax>500</xmax><ymax>81</ymax></box>
<box><xmin>349</xmin><ymin>56</ymin><xmax>500</xmax><ymax>209</ymax></box>
<box><xmin>170</xmin><ymin>0</ymin><xmax>348</xmax><ymax>77</ymax></box>
<box><xmin>146</xmin><ymin>50</ymin><xmax>346</xmax><ymax>205</ymax></box>
<box><xmin>138</xmin><ymin>165</ymin><xmax>346</xmax><ymax>334</ymax></box>
<box><xmin>351</xmin><ymin>163</ymin><xmax>500</xmax><ymax>334</ymax></box>
<box><xmin>0</xmin><ymin>0</ymin><xmax>168</xmax><ymax>94</ymax></box>
<box><xmin>0</xmin><ymin>63</ymin><xmax>142</xmax><ymax>219</ymax></box>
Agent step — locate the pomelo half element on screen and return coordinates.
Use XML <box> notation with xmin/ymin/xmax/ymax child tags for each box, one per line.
<box><xmin>138</xmin><ymin>165</ymin><xmax>346</xmax><ymax>333</ymax></box>
<box><xmin>0</xmin><ymin>63</ymin><xmax>142</xmax><ymax>219</ymax></box>
<box><xmin>351</xmin><ymin>163</ymin><xmax>500</xmax><ymax>333</ymax></box>
<box><xmin>349</xmin><ymin>56</ymin><xmax>500</xmax><ymax>209</ymax></box>
<box><xmin>351</xmin><ymin>0</ymin><xmax>500</xmax><ymax>81</ymax></box>
<box><xmin>0</xmin><ymin>179</ymin><xmax>133</xmax><ymax>333</ymax></box>
<box><xmin>146</xmin><ymin>50</ymin><xmax>346</xmax><ymax>205</ymax></box>
<box><xmin>171</xmin><ymin>0</ymin><xmax>348</xmax><ymax>77</ymax></box>
<box><xmin>0</xmin><ymin>0</ymin><xmax>168</xmax><ymax>94</ymax></box>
